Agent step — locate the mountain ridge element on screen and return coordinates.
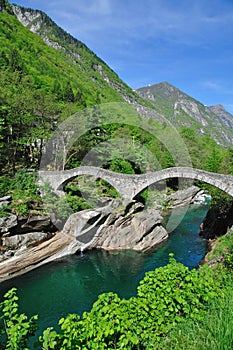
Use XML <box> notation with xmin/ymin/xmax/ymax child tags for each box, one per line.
<box><xmin>1</xmin><ymin>0</ymin><xmax>233</xmax><ymax>148</ymax></box>
<box><xmin>11</xmin><ymin>3</ymin><xmax>145</xmax><ymax>105</ymax></box>
<box><xmin>137</xmin><ymin>82</ymin><xmax>233</xmax><ymax>146</ymax></box>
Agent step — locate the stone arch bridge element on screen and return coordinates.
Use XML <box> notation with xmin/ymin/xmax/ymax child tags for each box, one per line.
<box><xmin>38</xmin><ymin>166</ymin><xmax>233</xmax><ymax>200</ymax></box>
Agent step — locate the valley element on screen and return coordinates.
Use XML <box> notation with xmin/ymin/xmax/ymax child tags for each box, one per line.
<box><xmin>0</xmin><ymin>0</ymin><xmax>233</xmax><ymax>348</ymax></box>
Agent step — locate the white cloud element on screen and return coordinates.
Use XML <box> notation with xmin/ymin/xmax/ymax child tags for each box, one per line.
<box><xmin>202</xmin><ymin>81</ymin><xmax>223</xmax><ymax>91</ymax></box>
<box><xmin>16</xmin><ymin>0</ymin><xmax>233</xmax><ymax>50</ymax></box>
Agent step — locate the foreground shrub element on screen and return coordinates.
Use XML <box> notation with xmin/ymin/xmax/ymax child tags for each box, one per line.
<box><xmin>158</xmin><ymin>274</ymin><xmax>233</xmax><ymax>350</ymax></box>
<box><xmin>0</xmin><ymin>288</ymin><xmax>38</xmax><ymax>349</ymax></box>
<box><xmin>0</xmin><ymin>256</ymin><xmax>222</xmax><ymax>349</ymax></box>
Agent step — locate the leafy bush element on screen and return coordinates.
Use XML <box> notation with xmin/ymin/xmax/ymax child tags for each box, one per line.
<box><xmin>10</xmin><ymin>169</ymin><xmax>42</xmax><ymax>216</ymax></box>
<box><xmin>134</xmin><ymin>255</ymin><xmax>220</xmax><ymax>344</ymax></box>
<box><xmin>0</xmin><ymin>175</ymin><xmax>11</xmax><ymax>197</ymax></box>
<box><xmin>0</xmin><ymin>169</ymin><xmax>42</xmax><ymax>217</ymax></box>
<box><xmin>40</xmin><ymin>182</ymin><xmax>72</xmax><ymax>221</ymax></box>
<box><xmin>0</xmin><ymin>287</ymin><xmax>38</xmax><ymax>349</ymax></box>
<box><xmin>0</xmin><ymin>257</ymin><xmax>222</xmax><ymax>349</ymax></box>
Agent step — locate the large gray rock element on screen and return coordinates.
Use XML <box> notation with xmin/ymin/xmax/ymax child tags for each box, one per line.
<box><xmin>92</xmin><ymin>208</ymin><xmax>168</xmax><ymax>251</ymax></box>
<box><xmin>11</xmin><ymin>215</ymin><xmax>56</xmax><ymax>234</ymax></box>
<box><xmin>0</xmin><ymin>232</ymin><xmax>76</xmax><ymax>280</ymax></box>
<box><xmin>62</xmin><ymin>201</ymin><xmax>168</xmax><ymax>252</ymax></box>
<box><xmin>0</xmin><ymin>196</ymin><xmax>11</xmax><ymax>202</ymax></box>
<box><xmin>0</xmin><ymin>195</ymin><xmax>11</xmax><ymax>208</ymax></box>
<box><xmin>167</xmin><ymin>186</ymin><xmax>201</xmax><ymax>208</ymax></box>
<box><xmin>2</xmin><ymin>232</ymin><xmax>51</xmax><ymax>250</ymax></box>
<box><xmin>0</xmin><ymin>215</ymin><xmax>18</xmax><ymax>234</ymax></box>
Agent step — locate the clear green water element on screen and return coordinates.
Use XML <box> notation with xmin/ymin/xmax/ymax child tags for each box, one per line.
<box><xmin>0</xmin><ymin>204</ymin><xmax>208</xmax><ymax>334</ymax></box>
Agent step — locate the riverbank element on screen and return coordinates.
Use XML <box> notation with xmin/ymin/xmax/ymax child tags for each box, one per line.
<box><xmin>0</xmin><ymin>204</ymin><xmax>209</xmax><ymax>336</ymax></box>
<box><xmin>201</xmin><ymin>227</ymin><xmax>233</xmax><ymax>268</ymax></box>
<box><xmin>0</xmin><ymin>186</ymin><xmax>204</xmax><ymax>282</ymax></box>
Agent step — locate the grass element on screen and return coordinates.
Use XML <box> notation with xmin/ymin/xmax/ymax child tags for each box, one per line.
<box><xmin>157</xmin><ymin>230</ymin><xmax>233</xmax><ymax>350</ymax></box>
<box><xmin>158</xmin><ymin>280</ymin><xmax>233</xmax><ymax>349</ymax></box>
<box><xmin>205</xmin><ymin>228</ymin><xmax>233</xmax><ymax>264</ymax></box>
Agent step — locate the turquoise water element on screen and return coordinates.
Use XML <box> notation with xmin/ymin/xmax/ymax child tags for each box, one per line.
<box><xmin>0</xmin><ymin>204</ymin><xmax>208</xmax><ymax>334</ymax></box>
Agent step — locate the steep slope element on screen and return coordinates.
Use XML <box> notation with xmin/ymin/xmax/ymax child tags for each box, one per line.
<box><xmin>11</xmin><ymin>3</ymin><xmax>143</xmax><ymax>105</ymax></box>
<box><xmin>0</xmin><ymin>0</ymin><xmax>145</xmax><ymax>108</ymax></box>
<box><xmin>209</xmin><ymin>104</ymin><xmax>233</xmax><ymax>129</ymax></box>
<box><xmin>0</xmin><ymin>0</ymin><xmax>13</xmax><ymax>13</ymax></box>
<box><xmin>0</xmin><ymin>8</ymin><xmax>115</xmax><ymax>106</ymax></box>
<box><xmin>137</xmin><ymin>82</ymin><xmax>233</xmax><ymax>146</ymax></box>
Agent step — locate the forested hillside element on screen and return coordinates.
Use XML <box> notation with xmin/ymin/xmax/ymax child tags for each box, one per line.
<box><xmin>0</xmin><ymin>0</ymin><xmax>233</xmax><ymax>218</ymax></box>
<box><xmin>12</xmin><ymin>4</ymin><xmax>142</xmax><ymax>105</ymax></box>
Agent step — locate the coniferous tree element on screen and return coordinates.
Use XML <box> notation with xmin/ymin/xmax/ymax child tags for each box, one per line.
<box><xmin>63</xmin><ymin>81</ymin><xmax>75</xmax><ymax>102</ymax></box>
<box><xmin>53</xmin><ymin>79</ymin><xmax>63</xmax><ymax>101</ymax></box>
<box><xmin>9</xmin><ymin>48</ymin><xmax>23</xmax><ymax>74</ymax></box>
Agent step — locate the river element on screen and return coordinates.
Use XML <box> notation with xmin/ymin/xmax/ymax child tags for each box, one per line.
<box><xmin>0</xmin><ymin>204</ymin><xmax>208</xmax><ymax>335</ymax></box>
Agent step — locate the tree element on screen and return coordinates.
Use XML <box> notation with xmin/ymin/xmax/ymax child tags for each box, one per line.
<box><xmin>52</xmin><ymin>79</ymin><xmax>63</xmax><ymax>100</ymax></box>
<box><xmin>205</xmin><ymin>148</ymin><xmax>223</xmax><ymax>173</ymax></box>
<box><xmin>0</xmin><ymin>288</ymin><xmax>38</xmax><ymax>349</ymax></box>
<box><xmin>63</xmin><ymin>81</ymin><xmax>75</xmax><ymax>102</ymax></box>
<box><xmin>9</xmin><ymin>48</ymin><xmax>24</xmax><ymax>74</ymax></box>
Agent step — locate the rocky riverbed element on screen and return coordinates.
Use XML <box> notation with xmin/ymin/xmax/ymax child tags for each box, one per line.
<box><xmin>0</xmin><ymin>186</ymin><xmax>207</xmax><ymax>281</ymax></box>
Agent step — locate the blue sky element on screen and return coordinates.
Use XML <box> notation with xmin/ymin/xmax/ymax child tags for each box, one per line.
<box><xmin>12</xmin><ymin>0</ymin><xmax>233</xmax><ymax>113</ymax></box>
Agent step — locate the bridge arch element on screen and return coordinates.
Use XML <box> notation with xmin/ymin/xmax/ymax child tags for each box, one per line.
<box><xmin>61</xmin><ymin>174</ymin><xmax>121</xmax><ymax>200</ymax></box>
<box><xmin>39</xmin><ymin>166</ymin><xmax>128</xmax><ymax>199</ymax></box>
<box><xmin>131</xmin><ymin>167</ymin><xmax>233</xmax><ymax>200</ymax></box>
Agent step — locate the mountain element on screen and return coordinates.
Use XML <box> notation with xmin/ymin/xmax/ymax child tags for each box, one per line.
<box><xmin>10</xmin><ymin>3</ymin><xmax>145</xmax><ymax>105</ymax></box>
<box><xmin>1</xmin><ymin>1</ymin><xmax>232</xmax><ymax>149</ymax></box>
<box><xmin>209</xmin><ymin>104</ymin><xmax>233</xmax><ymax>129</ymax></box>
<box><xmin>137</xmin><ymin>82</ymin><xmax>233</xmax><ymax>146</ymax></box>
<box><xmin>0</xmin><ymin>0</ymin><xmax>144</xmax><ymax>107</ymax></box>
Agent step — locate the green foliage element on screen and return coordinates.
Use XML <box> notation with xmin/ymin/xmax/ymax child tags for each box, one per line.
<box><xmin>158</xmin><ymin>275</ymin><xmax>233</xmax><ymax>350</ymax></box>
<box><xmin>205</xmin><ymin>148</ymin><xmax>223</xmax><ymax>173</ymax></box>
<box><xmin>0</xmin><ymin>175</ymin><xmax>11</xmax><ymax>197</ymax></box>
<box><xmin>0</xmin><ymin>257</ymin><xmax>226</xmax><ymax>349</ymax></box>
<box><xmin>0</xmin><ymin>0</ymin><xmax>13</xmax><ymax>15</ymax></box>
<box><xmin>39</xmin><ymin>327</ymin><xmax>60</xmax><ymax>350</ymax></box>
<box><xmin>0</xmin><ymin>204</ymin><xmax>11</xmax><ymax>218</ymax></box>
<box><xmin>0</xmin><ymin>287</ymin><xmax>38</xmax><ymax>349</ymax></box>
<box><xmin>63</xmin><ymin>81</ymin><xmax>75</xmax><ymax>103</ymax></box>
<box><xmin>66</xmin><ymin>193</ymin><xmax>91</xmax><ymax>212</ymax></box>
<box><xmin>0</xmin><ymin>7</ymin><xmax>135</xmax><ymax>172</ymax></box>
<box><xmin>0</xmin><ymin>68</ymin><xmax>59</xmax><ymax>170</ymax></box>
<box><xmin>136</xmin><ymin>255</ymin><xmax>219</xmax><ymax>341</ymax></box>
<box><xmin>10</xmin><ymin>169</ymin><xmax>41</xmax><ymax>216</ymax></box>
<box><xmin>40</xmin><ymin>182</ymin><xmax>72</xmax><ymax>221</ymax></box>
<box><xmin>225</xmin><ymin>252</ymin><xmax>233</xmax><ymax>269</ymax></box>
<box><xmin>0</xmin><ymin>169</ymin><xmax>42</xmax><ymax>217</ymax></box>
<box><xmin>108</xmin><ymin>158</ymin><xmax>135</xmax><ymax>174</ymax></box>
<box><xmin>205</xmin><ymin>228</ymin><xmax>233</xmax><ymax>270</ymax></box>
<box><xmin>0</xmin><ymin>7</ymin><xmax>126</xmax><ymax>111</ymax></box>
<box><xmin>64</xmin><ymin>176</ymin><xmax>119</xmax><ymax>209</ymax></box>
